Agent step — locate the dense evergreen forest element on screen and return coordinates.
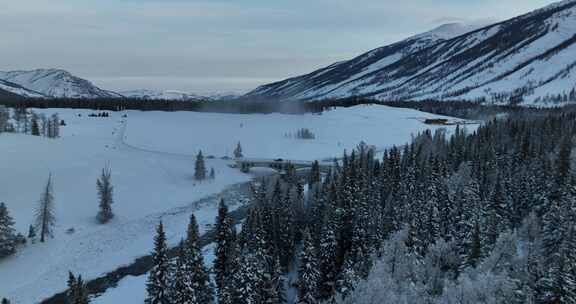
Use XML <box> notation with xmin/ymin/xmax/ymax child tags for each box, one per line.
<box><xmin>140</xmin><ymin>106</ymin><xmax>576</xmax><ymax>303</ymax></box>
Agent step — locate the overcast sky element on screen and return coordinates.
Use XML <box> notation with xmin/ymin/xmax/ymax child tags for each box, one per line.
<box><xmin>0</xmin><ymin>0</ymin><xmax>557</xmax><ymax>94</ymax></box>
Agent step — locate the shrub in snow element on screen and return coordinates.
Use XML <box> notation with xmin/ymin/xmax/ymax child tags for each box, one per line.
<box><xmin>294</xmin><ymin>128</ymin><xmax>316</xmax><ymax>140</ymax></box>
<box><xmin>96</xmin><ymin>167</ymin><xmax>114</xmax><ymax>224</ymax></box>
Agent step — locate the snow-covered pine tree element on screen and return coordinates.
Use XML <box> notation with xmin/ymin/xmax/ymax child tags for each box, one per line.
<box><xmin>0</xmin><ymin>203</ymin><xmax>18</xmax><ymax>258</ymax></box>
<box><xmin>170</xmin><ymin>241</ymin><xmax>195</xmax><ymax>304</ymax></box>
<box><xmin>260</xmin><ymin>256</ymin><xmax>286</xmax><ymax>304</ymax></box>
<box><xmin>539</xmin><ymin>231</ymin><xmax>576</xmax><ymax>303</ymax></box>
<box><xmin>297</xmin><ymin>230</ymin><xmax>320</xmax><ymax>304</ymax></box>
<box><xmin>146</xmin><ymin>222</ymin><xmax>171</xmax><ymax>304</ymax></box>
<box><xmin>209</xmin><ymin>167</ymin><xmax>216</xmax><ymax>180</ymax></box>
<box><xmin>214</xmin><ymin>199</ymin><xmax>237</xmax><ymax>301</ymax></box>
<box><xmin>96</xmin><ymin>167</ymin><xmax>114</xmax><ymax>224</ymax></box>
<box><xmin>234</xmin><ymin>142</ymin><xmax>243</xmax><ymax>158</ymax></box>
<box><xmin>35</xmin><ymin>174</ymin><xmax>56</xmax><ymax>243</ymax></box>
<box><xmin>277</xmin><ymin>189</ymin><xmax>295</xmax><ymax>270</ymax></box>
<box><xmin>194</xmin><ymin>151</ymin><xmax>207</xmax><ymax>181</ymax></box>
<box><xmin>273</xmin><ymin>256</ymin><xmax>288</xmax><ymax>304</ymax></box>
<box><xmin>484</xmin><ymin>176</ymin><xmax>511</xmax><ymax>250</ymax></box>
<box><xmin>232</xmin><ymin>253</ymin><xmax>262</xmax><ymax>304</ymax></box>
<box><xmin>184</xmin><ymin>213</ymin><xmax>214</xmax><ymax>303</ymax></box>
<box><xmin>318</xmin><ymin>212</ymin><xmax>338</xmax><ymax>300</ymax></box>
<box><xmin>466</xmin><ymin>220</ymin><xmax>482</xmax><ymax>268</ymax></box>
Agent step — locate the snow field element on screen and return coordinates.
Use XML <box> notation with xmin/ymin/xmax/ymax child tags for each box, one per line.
<box><xmin>0</xmin><ymin>105</ymin><xmax>463</xmax><ymax>303</ymax></box>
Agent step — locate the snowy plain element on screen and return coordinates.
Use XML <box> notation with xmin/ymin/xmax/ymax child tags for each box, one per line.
<box><xmin>0</xmin><ymin>105</ymin><xmax>465</xmax><ymax>303</ymax></box>
<box><xmin>124</xmin><ymin>105</ymin><xmax>461</xmax><ymax>161</ymax></box>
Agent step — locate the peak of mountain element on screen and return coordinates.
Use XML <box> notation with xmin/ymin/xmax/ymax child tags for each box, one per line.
<box><xmin>412</xmin><ymin>22</ymin><xmax>486</xmax><ymax>41</ymax></box>
<box><xmin>247</xmin><ymin>0</ymin><xmax>576</xmax><ymax>106</ymax></box>
<box><xmin>0</xmin><ymin>69</ymin><xmax>120</xmax><ymax>99</ymax></box>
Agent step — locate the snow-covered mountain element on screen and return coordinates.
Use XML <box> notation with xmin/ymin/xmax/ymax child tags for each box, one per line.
<box><xmin>247</xmin><ymin>0</ymin><xmax>576</xmax><ymax>106</ymax></box>
<box><xmin>120</xmin><ymin>89</ymin><xmax>240</xmax><ymax>101</ymax></box>
<box><xmin>119</xmin><ymin>89</ymin><xmax>206</xmax><ymax>101</ymax></box>
<box><xmin>0</xmin><ymin>69</ymin><xmax>121</xmax><ymax>99</ymax></box>
<box><xmin>0</xmin><ymin>79</ymin><xmax>45</xmax><ymax>98</ymax></box>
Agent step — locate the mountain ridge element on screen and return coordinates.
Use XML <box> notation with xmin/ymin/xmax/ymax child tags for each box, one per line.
<box><xmin>0</xmin><ymin>69</ymin><xmax>121</xmax><ymax>99</ymax></box>
<box><xmin>246</xmin><ymin>0</ymin><xmax>576</xmax><ymax>106</ymax></box>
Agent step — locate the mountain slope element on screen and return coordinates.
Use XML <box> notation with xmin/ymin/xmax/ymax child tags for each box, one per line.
<box><xmin>247</xmin><ymin>0</ymin><xmax>576</xmax><ymax>106</ymax></box>
<box><xmin>247</xmin><ymin>23</ymin><xmax>485</xmax><ymax>101</ymax></box>
<box><xmin>0</xmin><ymin>69</ymin><xmax>121</xmax><ymax>99</ymax></box>
<box><xmin>0</xmin><ymin>79</ymin><xmax>45</xmax><ymax>99</ymax></box>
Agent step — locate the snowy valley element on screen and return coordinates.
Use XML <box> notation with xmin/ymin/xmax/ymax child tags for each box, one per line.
<box><xmin>2</xmin><ymin>1</ymin><xmax>576</xmax><ymax>304</ymax></box>
<box><xmin>0</xmin><ymin>105</ymin><xmax>461</xmax><ymax>303</ymax></box>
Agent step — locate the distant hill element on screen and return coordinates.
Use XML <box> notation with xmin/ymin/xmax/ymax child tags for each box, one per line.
<box><xmin>0</xmin><ymin>69</ymin><xmax>121</xmax><ymax>99</ymax></box>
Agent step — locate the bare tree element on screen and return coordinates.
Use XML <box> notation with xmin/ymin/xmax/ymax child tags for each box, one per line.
<box><xmin>35</xmin><ymin>174</ymin><xmax>56</xmax><ymax>243</ymax></box>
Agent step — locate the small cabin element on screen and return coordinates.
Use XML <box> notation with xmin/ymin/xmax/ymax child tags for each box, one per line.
<box><xmin>424</xmin><ymin>118</ymin><xmax>449</xmax><ymax>125</ymax></box>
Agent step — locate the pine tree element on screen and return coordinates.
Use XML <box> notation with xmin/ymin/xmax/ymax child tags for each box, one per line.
<box><xmin>1</xmin><ymin>298</ymin><xmax>9</xmax><ymax>304</ymax></box>
<box><xmin>0</xmin><ymin>203</ymin><xmax>18</xmax><ymax>258</ymax></box>
<box><xmin>318</xmin><ymin>214</ymin><xmax>338</xmax><ymax>300</ymax></box>
<box><xmin>96</xmin><ymin>167</ymin><xmax>114</xmax><ymax>224</ymax></box>
<box><xmin>27</xmin><ymin>225</ymin><xmax>36</xmax><ymax>239</ymax></box>
<box><xmin>261</xmin><ymin>257</ymin><xmax>285</xmax><ymax>304</ymax></box>
<box><xmin>309</xmin><ymin>161</ymin><xmax>321</xmax><ymax>187</ymax></box>
<box><xmin>232</xmin><ymin>253</ymin><xmax>262</xmax><ymax>304</ymax></box>
<box><xmin>485</xmin><ymin>177</ymin><xmax>510</xmax><ymax>250</ymax></box>
<box><xmin>146</xmin><ymin>222</ymin><xmax>171</xmax><ymax>304</ymax></box>
<box><xmin>540</xmin><ymin>225</ymin><xmax>576</xmax><ymax>303</ymax></box>
<box><xmin>214</xmin><ymin>199</ymin><xmax>237</xmax><ymax>302</ymax></box>
<box><xmin>234</xmin><ymin>142</ymin><xmax>243</xmax><ymax>158</ymax></box>
<box><xmin>466</xmin><ymin>220</ymin><xmax>482</xmax><ymax>268</ymax></box>
<box><xmin>183</xmin><ymin>213</ymin><xmax>214</xmax><ymax>304</ymax></box>
<box><xmin>35</xmin><ymin>174</ymin><xmax>56</xmax><ymax>243</ymax></box>
<box><xmin>555</xmin><ymin>136</ymin><xmax>572</xmax><ymax>188</ymax></box>
<box><xmin>194</xmin><ymin>151</ymin><xmax>206</xmax><ymax>181</ymax></box>
<box><xmin>170</xmin><ymin>241</ymin><xmax>196</xmax><ymax>304</ymax></box>
<box><xmin>297</xmin><ymin>231</ymin><xmax>320</xmax><ymax>304</ymax></box>
<box><xmin>31</xmin><ymin>115</ymin><xmax>40</xmax><ymax>136</ymax></box>
<box><xmin>209</xmin><ymin>167</ymin><xmax>216</xmax><ymax>180</ymax></box>
<box><xmin>277</xmin><ymin>189</ymin><xmax>295</xmax><ymax>269</ymax></box>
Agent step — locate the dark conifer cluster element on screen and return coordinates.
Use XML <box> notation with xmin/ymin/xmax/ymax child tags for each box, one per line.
<box><xmin>211</xmin><ymin>110</ymin><xmax>576</xmax><ymax>303</ymax></box>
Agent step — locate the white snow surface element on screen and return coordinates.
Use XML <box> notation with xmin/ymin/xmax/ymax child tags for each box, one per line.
<box><xmin>124</xmin><ymin>105</ymin><xmax>462</xmax><ymax>161</ymax></box>
<box><xmin>0</xmin><ymin>109</ymin><xmax>249</xmax><ymax>303</ymax></box>
<box><xmin>0</xmin><ymin>105</ymin><xmax>465</xmax><ymax>303</ymax></box>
